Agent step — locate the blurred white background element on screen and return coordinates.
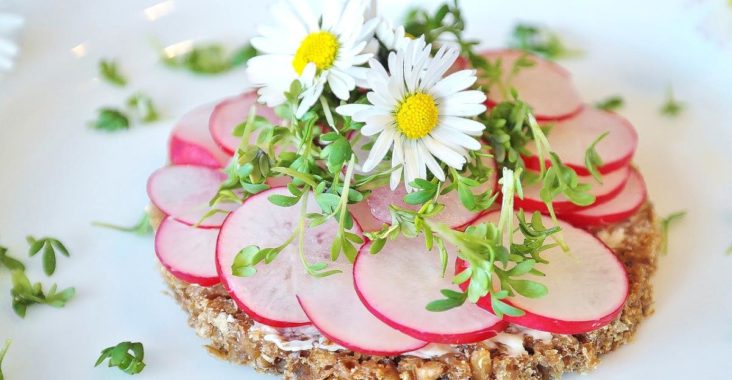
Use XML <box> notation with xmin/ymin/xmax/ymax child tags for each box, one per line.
<box><xmin>0</xmin><ymin>0</ymin><xmax>731</xmax><ymax>378</ymax></box>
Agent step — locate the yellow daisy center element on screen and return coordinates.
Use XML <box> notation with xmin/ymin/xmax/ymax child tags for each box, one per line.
<box><xmin>292</xmin><ymin>31</ymin><xmax>340</xmax><ymax>75</ymax></box>
<box><xmin>395</xmin><ymin>93</ymin><xmax>439</xmax><ymax>139</ymax></box>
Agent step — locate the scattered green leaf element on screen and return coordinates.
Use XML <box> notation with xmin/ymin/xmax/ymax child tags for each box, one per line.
<box><xmin>95</xmin><ymin>341</ymin><xmax>146</xmax><ymax>375</ymax></box>
<box><xmin>0</xmin><ymin>245</ymin><xmax>25</xmax><ymax>271</ymax></box>
<box><xmin>90</xmin><ymin>108</ymin><xmax>130</xmax><ymax>132</ymax></box>
<box><xmin>92</xmin><ymin>213</ymin><xmax>153</xmax><ymax>236</ymax></box>
<box><xmin>26</xmin><ymin>236</ymin><xmax>70</xmax><ymax>276</ymax></box>
<box><xmin>0</xmin><ymin>339</ymin><xmax>10</xmax><ymax>380</ymax></box>
<box><xmin>10</xmin><ymin>270</ymin><xmax>75</xmax><ymax>318</ymax></box>
<box><xmin>660</xmin><ymin>211</ymin><xmax>686</xmax><ymax>254</ymax></box>
<box><xmin>162</xmin><ymin>43</ymin><xmax>257</xmax><ymax>75</ymax></box>
<box><xmin>99</xmin><ymin>59</ymin><xmax>127</xmax><ymax>87</ymax></box>
<box><xmin>127</xmin><ymin>93</ymin><xmax>160</xmax><ymax>123</ymax></box>
<box><xmin>508</xmin><ymin>23</ymin><xmax>579</xmax><ymax>60</ymax></box>
<box><xmin>660</xmin><ymin>88</ymin><xmax>684</xmax><ymax>117</ymax></box>
<box><xmin>595</xmin><ymin>96</ymin><xmax>624</xmax><ymax>112</ymax></box>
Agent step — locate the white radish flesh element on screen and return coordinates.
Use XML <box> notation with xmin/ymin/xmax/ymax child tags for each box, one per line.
<box><xmin>155</xmin><ymin>217</ymin><xmax>219</xmax><ymax>286</ymax></box>
<box><xmin>169</xmin><ymin>103</ymin><xmax>231</xmax><ymax>168</ymax></box>
<box><xmin>349</xmin><ymin>196</ymin><xmax>385</xmax><ymax>233</ymax></box>
<box><xmin>209</xmin><ymin>92</ymin><xmax>280</xmax><ymax>155</ymax></box>
<box><xmin>296</xmin><ymin>254</ymin><xmax>427</xmax><ymax>355</ymax></box>
<box><xmin>559</xmin><ymin>168</ymin><xmax>647</xmax><ymax>227</ymax></box>
<box><xmin>353</xmin><ymin>235</ymin><xmax>507</xmax><ymax>344</ymax></box>
<box><xmin>216</xmin><ymin>188</ymin><xmax>319</xmax><ymax>327</ymax></box>
<box><xmin>524</xmin><ymin>107</ymin><xmax>638</xmax><ymax>176</ymax></box>
<box><xmin>465</xmin><ymin>212</ymin><xmax>628</xmax><ymax>334</ymax></box>
<box><xmin>515</xmin><ymin>165</ymin><xmax>631</xmax><ymax>214</ymax></box>
<box><xmin>482</xmin><ymin>50</ymin><xmax>583</xmax><ymax>121</ymax></box>
<box><xmin>147</xmin><ymin>165</ymin><xmax>237</xmax><ymax>228</ymax></box>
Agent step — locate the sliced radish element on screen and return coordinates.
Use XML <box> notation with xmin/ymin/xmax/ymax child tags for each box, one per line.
<box><xmin>296</xmin><ymin>254</ymin><xmax>427</xmax><ymax>355</ymax></box>
<box><xmin>216</xmin><ymin>188</ymin><xmax>314</xmax><ymax>327</ymax></box>
<box><xmin>349</xmin><ymin>197</ymin><xmax>384</xmax><ymax>233</ymax></box>
<box><xmin>169</xmin><ymin>103</ymin><xmax>231</xmax><ymax>168</ymax></box>
<box><xmin>559</xmin><ymin>168</ymin><xmax>647</xmax><ymax>227</ymax></box>
<box><xmin>354</xmin><ymin>235</ymin><xmax>507</xmax><ymax>344</ymax></box>
<box><xmin>460</xmin><ymin>212</ymin><xmax>628</xmax><ymax>334</ymax></box>
<box><xmin>209</xmin><ymin>92</ymin><xmax>280</xmax><ymax>155</ymax></box>
<box><xmin>155</xmin><ymin>217</ymin><xmax>219</xmax><ymax>286</ymax></box>
<box><xmin>515</xmin><ymin>165</ymin><xmax>631</xmax><ymax>214</ymax></box>
<box><xmin>367</xmin><ymin>158</ymin><xmax>498</xmax><ymax>228</ymax></box>
<box><xmin>147</xmin><ymin>165</ymin><xmax>237</xmax><ymax>228</ymax></box>
<box><xmin>481</xmin><ymin>49</ymin><xmax>583</xmax><ymax>121</ymax></box>
<box><xmin>524</xmin><ymin>107</ymin><xmax>638</xmax><ymax>176</ymax></box>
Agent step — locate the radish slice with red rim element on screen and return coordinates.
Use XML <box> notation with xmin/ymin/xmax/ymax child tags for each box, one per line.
<box><xmin>147</xmin><ymin>165</ymin><xmax>237</xmax><ymax>228</ymax></box>
<box><xmin>155</xmin><ymin>217</ymin><xmax>219</xmax><ymax>286</ymax></box>
<box><xmin>458</xmin><ymin>212</ymin><xmax>629</xmax><ymax>334</ymax></box>
<box><xmin>209</xmin><ymin>92</ymin><xmax>280</xmax><ymax>155</ymax></box>
<box><xmin>169</xmin><ymin>103</ymin><xmax>231</xmax><ymax>168</ymax></box>
<box><xmin>515</xmin><ymin>165</ymin><xmax>630</xmax><ymax>214</ymax></box>
<box><xmin>216</xmin><ymin>188</ymin><xmax>315</xmax><ymax>327</ymax></box>
<box><xmin>296</xmin><ymin>249</ymin><xmax>427</xmax><ymax>355</ymax></box>
<box><xmin>524</xmin><ymin>107</ymin><xmax>638</xmax><ymax>176</ymax></box>
<box><xmin>559</xmin><ymin>168</ymin><xmax>647</xmax><ymax>227</ymax></box>
<box><xmin>354</xmin><ymin>235</ymin><xmax>507</xmax><ymax>344</ymax></box>
<box><xmin>367</xmin><ymin>157</ymin><xmax>498</xmax><ymax>228</ymax></box>
<box><xmin>481</xmin><ymin>50</ymin><xmax>583</xmax><ymax>121</ymax></box>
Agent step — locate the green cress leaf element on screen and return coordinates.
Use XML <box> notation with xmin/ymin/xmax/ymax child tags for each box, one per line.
<box><xmin>595</xmin><ymin>96</ymin><xmax>624</xmax><ymax>111</ymax></box>
<box><xmin>0</xmin><ymin>339</ymin><xmax>10</xmax><ymax>380</ymax></box>
<box><xmin>26</xmin><ymin>236</ymin><xmax>70</xmax><ymax>276</ymax></box>
<box><xmin>426</xmin><ymin>289</ymin><xmax>467</xmax><ymax>312</ymax></box>
<box><xmin>99</xmin><ymin>59</ymin><xmax>127</xmax><ymax>87</ymax></box>
<box><xmin>508</xmin><ymin>23</ymin><xmax>579</xmax><ymax>60</ymax></box>
<box><xmin>126</xmin><ymin>93</ymin><xmax>160</xmax><ymax>123</ymax></box>
<box><xmin>660</xmin><ymin>88</ymin><xmax>684</xmax><ymax>117</ymax></box>
<box><xmin>90</xmin><ymin>108</ymin><xmax>130</xmax><ymax>132</ymax></box>
<box><xmin>320</xmin><ymin>133</ymin><xmax>353</xmax><ymax>173</ymax></box>
<box><xmin>92</xmin><ymin>213</ymin><xmax>153</xmax><ymax>236</ymax></box>
<box><xmin>95</xmin><ymin>341</ymin><xmax>146</xmax><ymax>375</ymax></box>
<box><xmin>0</xmin><ymin>245</ymin><xmax>25</xmax><ymax>271</ymax></box>
<box><xmin>660</xmin><ymin>211</ymin><xmax>686</xmax><ymax>254</ymax></box>
<box><xmin>162</xmin><ymin>43</ymin><xmax>257</xmax><ymax>75</ymax></box>
<box><xmin>584</xmin><ymin>132</ymin><xmax>609</xmax><ymax>184</ymax></box>
<box><xmin>10</xmin><ymin>270</ymin><xmax>75</xmax><ymax>317</ymax></box>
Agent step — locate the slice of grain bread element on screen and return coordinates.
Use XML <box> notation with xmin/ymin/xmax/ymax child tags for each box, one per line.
<box><xmin>159</xmin><ymin>203</ymin><xmax>659</xmax><ymax>380</ymax></box>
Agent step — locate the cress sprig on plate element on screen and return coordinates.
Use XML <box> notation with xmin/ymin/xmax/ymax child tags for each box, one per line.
<box><xmin>205</xmin><ymin>0</ymin><xmax>600</xmax><ymax>315</ymax></box>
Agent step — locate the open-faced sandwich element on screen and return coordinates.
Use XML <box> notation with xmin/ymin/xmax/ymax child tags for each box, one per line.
<box><xmin>146</xmin><ymin>1</ymin><xmax>659</xmax><ymax>379</ymax></box>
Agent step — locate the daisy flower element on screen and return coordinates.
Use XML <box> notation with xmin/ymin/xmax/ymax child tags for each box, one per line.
<box><xmin>375</xmin><ymin>18</ymin><xmax>411</xmax><ymax>51</ymax></box>
<box><xmin>337</xmin><ymin>38</ymin><xmax>487</xmax><ymax>191</ymax></box>
<box><xmin>247</xmin><ymin>0</ymin><xmax>378</xmax><ymax>118</ymax></box>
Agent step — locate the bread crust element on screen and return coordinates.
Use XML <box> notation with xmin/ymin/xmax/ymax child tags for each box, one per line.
<box><xmin>160</xmin><ymin>203</ymin><xmax>659</xmax><ymax>380</ymax></box>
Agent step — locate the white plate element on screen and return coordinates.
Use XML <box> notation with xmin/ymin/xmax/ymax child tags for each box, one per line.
<box><xmin>1</xmin><ymin>0</ymin><xmax>731</xmax><ymax>379</ymax></box>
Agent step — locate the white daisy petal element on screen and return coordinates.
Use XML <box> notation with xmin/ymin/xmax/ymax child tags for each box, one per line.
<box><xmin>441</xmin><ymin>116</ymin><xmax>486</xmax><ymax>136</ymax></box>
<box><xmin>321</xmin><ymin>0</ymin><xmax>342</xmax><ymax>30</ymax></box>
<box><xmin>430</xmin><ymin>126</ymin><xmax>482</xmax><ymax>150</ymax></box>
<box><xmin>336</xmin><ymin>103</ymin><xmax>371</xmax><ymax>116</ymax></box>
<box><xmin>363</xmin><ymin>127</ymin><xmax>396</xmax><ymax>172</ymax></box>
<box><xmin>441</xmin><ymin>90</ymin><xmax>488</xmax><ymax>106</ymax></box>
<box><xmin>361</xmin><ymin>114</ymin><xmax>392</xmax><ymax>136</ymax></box>
<box><xmin>431</xmin><ymin>70</ymin><xmax>478</xmax><ymax>98</ymax></box>
<box><xmin>440</xmin><ymin>102</ymin><xmax>487</xmax><ymax>117</ymax></box>
<box><xmin>417</xmin><ymin>140</ymin><xmax>446</xmax><ymax>182</ymax></box>
<box><xmin>423</xmin><ymin>135</ymin><xmax>466</xmax><ymax>169</ymax></box>
<box><xmin>390</xmin><ymin>134</ymin><xmax>405</xmax><ymax>190</ymax></box>
<box><xmin>287</xmin><ymin>0</ymin><xmax>319</xmax><ymax>32</ymax></box>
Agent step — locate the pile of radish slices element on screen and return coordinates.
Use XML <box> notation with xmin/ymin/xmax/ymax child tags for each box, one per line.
<box><xmin>149</xmin><ymin>50</ymin><xmax>646</xmax><ymax>355</ymax></box>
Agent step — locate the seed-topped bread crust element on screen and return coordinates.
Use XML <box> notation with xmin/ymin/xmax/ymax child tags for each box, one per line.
<box><xmin>159</xmin><ymin>202</ymin><xmax>659</xmax><ymax>380</ymax></box>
